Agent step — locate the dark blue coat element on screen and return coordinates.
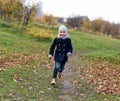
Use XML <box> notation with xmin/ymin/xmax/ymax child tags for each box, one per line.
<box><xmin>49</xmin><ymin>37</ymin><xmax>73</xmax><ymax>62</ymax></box>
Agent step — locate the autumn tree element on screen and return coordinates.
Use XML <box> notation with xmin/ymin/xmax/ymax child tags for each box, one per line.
<box><xmin>36</xmin><ymin>14</ymin><xmax>55</xmax><ymax>26</ymax></box>
<box><xmin>115</xmin><ymin>24</ymin><xmax>120</xmax><ymax>36</ymax></box>
<box><xmin>44</xmin><ymin>14</ymin><xmax>55</xmax><ymax>25</ymax></box>
<box><xmin>110</xmin><ymin>23</ymin><xmax>120</xmax><ymax>38</ymax></box>
<box><xmin>0</xmin><ymin>0</ymin><xmax>2</xmax><ymax>18</ymax></box>
<box><xmin>67</xmin><ymin>16</ymin><xmax>82</xmax><ymax>29</ymax></box>
<box><xmin>55</xmin><ymin>17</ymin><xmax>65</xmax><ymax>23</ymax></box>
<box><xmin>103</xmin><ymin>21</ymin><xmax>111</xmax><ymax>36</ymax></box>
<box><xmin>67</xmin><ymin>16</ymin><xmax>89</xmax><ymax>30</ymax></box>
<box><xmin>0</xmin><ymin>0</ymin><xmax>23</xmax><ymax>21</ymax></box>
<box><xmin>91</xmin><ymin>18</ymin><xmax>105</xmax><ymax>33</ymax></box>
<box><xmin>0</xmin><ymin>0</ymin><xmax>42</xmax><ymax>25</ymax></box>
<box><xmin>0</xmin><ymin>0</ymin><xmax>13</xmax><ymax>20</ymax></box>
<box><xmin>80</xmin><ymin>17</ymin><xmax>91</xmax><ymax>31</ymax></box>
<box><xmin>13</xmin><ymin>0</ymin><xmax>23</xmax><ymax>22</ymax></box>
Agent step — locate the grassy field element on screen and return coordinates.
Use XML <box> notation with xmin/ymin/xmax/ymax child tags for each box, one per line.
<box><xmin>0</xmin><ymin>22</ymin><xmax>120</xmax><ymax>100</ymax></box>
<box><xmin>0</xmin><ymin>22</ymin><xmax>59</xmax><ymax>100</ymax></box>
<box><xmin>71</xmin><ymin>30</ymin><xmax>120</xmax><ymax>64</ymax></box>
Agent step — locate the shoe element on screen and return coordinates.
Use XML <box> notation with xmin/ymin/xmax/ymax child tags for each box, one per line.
<box><xmin>51</xmin><ymin>79</ymin><xmax>56</xmax><ymax>85</ymax></box>
<box><xmin>58</xmin><ymin>72</ymin><xmax>62</xmax><ymax>78</ymax></box>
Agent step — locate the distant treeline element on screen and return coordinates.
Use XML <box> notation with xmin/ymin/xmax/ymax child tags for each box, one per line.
<box><xmin>35</xmin><ymin>15</ymin><xmax>120</xmax><ymax>39</ymax></box>
<box><xmin>0</xmin><ymin>0</ymin><xmax>120</xmax><ymax>39</ymax></box>
<box><xmin>66</xmin><ymin>16</ymin><xmax>120</xmax><ymax>39</ymax></box>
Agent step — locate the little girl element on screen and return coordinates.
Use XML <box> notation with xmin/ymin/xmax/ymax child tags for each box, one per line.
<box><xmin>48</xmin><ymin>25</ymin><xmax>73</xmax><ymax>85</ymax></box>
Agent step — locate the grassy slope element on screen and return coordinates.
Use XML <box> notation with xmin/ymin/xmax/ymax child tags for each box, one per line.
<box><xmin>71</xmin><ymin>31</ymin><xmax>120</xmax><ymax>64</ymax></box>
<box><xmin>0</xmin><ymin>22</ymin><xmax>120</xmax><ymax>100</ymax></box>
<box><xmin>0</xmin><ymin>23</ymin><xmax>58</xmax><ymax>100</ymax></box>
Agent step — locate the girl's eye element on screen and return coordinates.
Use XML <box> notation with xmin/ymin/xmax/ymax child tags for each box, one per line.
<box><xmin>60</xmin><ymin>31</ymin><xmax>65</xmax><ymax>33</ymax></box>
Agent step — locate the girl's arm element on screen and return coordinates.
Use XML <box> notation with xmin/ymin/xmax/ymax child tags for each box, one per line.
<box><xmin>49</xmin><ymin>38</ymin><xmax>56</xmax><ymax>56</ymax></box>
<box><xmin>67</xmin><ymin>38</ymin><xmax>73</xmax><ymax>56</ymax></box>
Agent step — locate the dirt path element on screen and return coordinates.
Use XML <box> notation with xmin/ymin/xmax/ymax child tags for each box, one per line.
<box><xmin>58</xmin><ymin>54</ymin><xmax>85</xmax><ymax>101</ymax></box>
<box><xmin>58</xmin><ymin>66</ymin><xmax>77</xmax><ymax>101</ymax></box>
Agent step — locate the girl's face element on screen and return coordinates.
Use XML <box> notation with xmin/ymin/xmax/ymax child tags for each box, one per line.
<box><xmin>59</xmin><ymin>30</ymin><xmax>66</xmax><ymax>38</ymax></box>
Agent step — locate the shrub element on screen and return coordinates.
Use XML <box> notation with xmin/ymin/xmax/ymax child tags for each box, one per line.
<box><xmin>26</xmin><ymin>27</ymin><xmax>54</xmax><ymax>40</ymax></box>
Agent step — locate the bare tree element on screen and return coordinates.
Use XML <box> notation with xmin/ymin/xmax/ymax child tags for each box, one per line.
<box><xmin>22</xmin><ymin>0</ymin><xmax>42</xmax><ymax>25</ymax></box>
<box><xmin>22</xmin><ymin>6</ymin><xmax>33</xmax><ymax>25</ymax></box>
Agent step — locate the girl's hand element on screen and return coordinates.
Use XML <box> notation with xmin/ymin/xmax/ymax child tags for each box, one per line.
<box><xmin>67</xmin><ymin>52</ymin><xmax>72</xmax><ymax>57</ymax></box>
<box><xmin>48</xmin><ymin>55</ymin><xmax>52</xmax><ymax>59</ymax></box>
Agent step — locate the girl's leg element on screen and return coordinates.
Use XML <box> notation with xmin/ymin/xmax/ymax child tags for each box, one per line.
<box><xmin>58</xmin><ymin>62</ymin><xmax>66</xmax><ymax>78</ymax></box>
<box><xmin>60</xmin><ymin>62</ymin><xmax>66</xmax><ymax>72</ymax></box>
<box><xmin>51</xmin><ymin>61</ymin><xmax>61</xmax><ymax>84</ymax></box>
<box><xmin>52</xmin><ymin>61</ymin><xmax>61</xmax><ymax>78</ymax></box>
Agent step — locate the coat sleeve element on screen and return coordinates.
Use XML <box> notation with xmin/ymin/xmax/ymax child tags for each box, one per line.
<box><xmin>67</xmin><ymin>38</ymin><xmax>73</xmax><ymax>54</ymax></box>
<box><xmin>49</xmin><ymin>38</ymin><xmax>56</xmax><ymax>56</ymax></box>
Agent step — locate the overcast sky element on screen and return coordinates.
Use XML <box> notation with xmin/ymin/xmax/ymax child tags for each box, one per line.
<box><xmin>40</xmin><ymin>0</ymin><xmax>120</xmax><ymax>23</ymax></box>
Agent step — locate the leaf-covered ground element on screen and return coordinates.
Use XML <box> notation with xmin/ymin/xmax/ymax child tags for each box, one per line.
<box><xmin>87</xmin><ymin>60</ymin><xmax>120</xmax><ymax>95</ymax></box>
<box><xmin>0</xmin><ymin>52</ymin><xmax>120</xmax><ymax>100</ymax></box>
<box><xmin>58</xmin><ymin>53</ymin><xmax>120</xmax><ymax>101</ymax></box>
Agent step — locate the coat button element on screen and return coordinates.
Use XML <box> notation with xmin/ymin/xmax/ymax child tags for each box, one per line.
<box><xmin>63</xmin><ymin>44</ymin><xmax>65</xmax><ymax>46</ymax></box>
<box><xmin>59</xmin><ymin>54</ymin><xmax>61</xmax><ymax>56</ymax></box>
<box><xmin>59</xmin><ymin>49</ymin><xmax>61</xmax><ymax>51</ymax></box>
<box><xmin>58</xmin><ymin>44</ymin><xmax>60</xmax><ymax>46</ymax></box>
<box><xmin>63</xmin><ymin>49</ymin><xmax>65</xmax><ymax>51</ymax></box>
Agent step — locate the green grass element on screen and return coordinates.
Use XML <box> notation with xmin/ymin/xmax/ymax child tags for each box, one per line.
<box><xmin>70</xmin><ymin>31</ymin><xmax>120</xmax><ymax>64</ymax></box>
<box><xmin>0</xmin><ymin>21</ymin><xmax>120</xmax><ymax>100</ymax></box>
<box><xmin>0</xmin><ymin>65</ymin><xmax>59</xmax><ymax>100</ymax></box>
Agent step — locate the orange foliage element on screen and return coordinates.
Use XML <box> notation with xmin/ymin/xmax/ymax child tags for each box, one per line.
<box><xmin>86</xmin><ymin>60</ymin><xmax>120</xmax><ymax>95</ymax></box>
